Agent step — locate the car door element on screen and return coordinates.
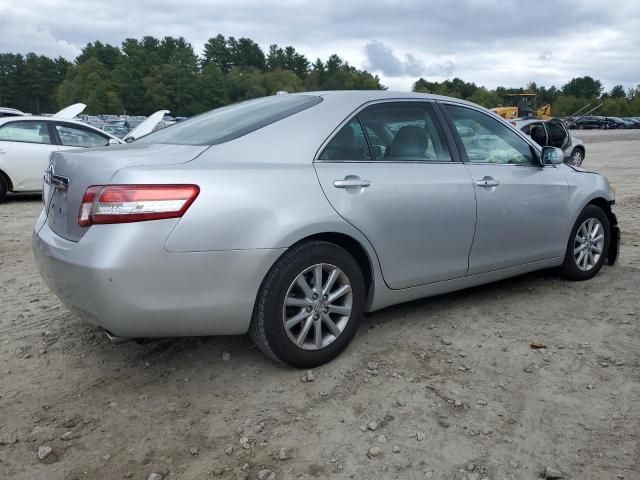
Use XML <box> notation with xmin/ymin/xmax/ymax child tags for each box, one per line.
<box><xmin>526</xmin><ymin>122</ymin><xmax>548</xmax><ymax>147</ymax></box>
<box><xmin>441</xmin><ymin>102</ymin><xmax>569</xmax><ymax>275</ymax></box>
<box><xmin>545</xmin><ymin>120</ymin><xmax>570</xmax><ymax>151</ymax></box>
<box><xmin>314</xmin><ymin>100</ymin><xmax>477</xmax><ymax>289</ymax></box>
<box><xmin>0</xmin><ymin>120</ymin><xmax>60</xmax><ymax>190</ymax></box>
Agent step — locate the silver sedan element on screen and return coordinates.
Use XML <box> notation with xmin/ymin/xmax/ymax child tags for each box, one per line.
<box><xmin>33</xmin><ymin>91</ymin><xmax>620</xmax><ymax>367</ymax></box>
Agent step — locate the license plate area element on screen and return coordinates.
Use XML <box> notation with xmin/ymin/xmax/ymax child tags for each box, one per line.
<box><xmin>47</xmin><ymin>188</ymin><xmax>70</xmax><ymax>233</ymax></box>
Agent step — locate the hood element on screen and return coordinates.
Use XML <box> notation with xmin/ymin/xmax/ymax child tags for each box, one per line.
<box><xmin>54</xmin><ymin>103</ymin><xmax>87</xmax><ymax>119</ymax></box>
<box><xmin>124</xmin><ymin>110</ymin><xmax>169</xmax><ymax>141</ymax></box>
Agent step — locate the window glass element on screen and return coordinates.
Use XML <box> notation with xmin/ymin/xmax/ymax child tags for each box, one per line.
<box><xmin>445</xmin><ymin>104</ymin><xmax>535</xmax><ymax>165</ymax></box>
<box><xmin>359</xmin><ymin>102</ymin><xmax>451</xmax><ymax>161</ymax></box>
<box><xmin>318</xmin><ymin>118</ymin><xmax>372</xmax><ymax>161</ymax></box>
<box><xmin>545</xmin><ymin>121</ymin><xmax>566</xmax><ymax>148</ymax></box>
<box><xmin>136</xmin><ymin>94</ymin><xmax>322</xmax><ymax>146</ymax></box>
<box><xmin>0</xmin><ymin>121</ymin><xmax>52</xmax><ymax>144</ymax></box>
<box><xmin>529</xmin><ymin>123</ymin><xmax>547</xmax><ymax>146</ymax></box>
<box><xmin>55</xmin><ymin>124</ymin><xmax>110</xmax><ymax>147</ymax></box>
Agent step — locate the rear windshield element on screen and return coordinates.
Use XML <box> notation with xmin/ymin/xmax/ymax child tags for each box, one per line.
<box><xmin>137</xmin><ymin>94</ymin><xmax>322</xmax><ymax>146</ymax></box>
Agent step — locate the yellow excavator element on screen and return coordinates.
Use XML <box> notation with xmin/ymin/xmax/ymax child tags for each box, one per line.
<box><xmin>491</xmin><ymin>93</ymin><xmax>552</xmax><ymax>120</ymax></box>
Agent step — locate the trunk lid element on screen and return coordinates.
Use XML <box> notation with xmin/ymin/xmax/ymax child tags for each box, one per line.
<box><xmin>45</xmin><ymin>142</ymin><xmax>208</xmax><ymax>241</ymax></box>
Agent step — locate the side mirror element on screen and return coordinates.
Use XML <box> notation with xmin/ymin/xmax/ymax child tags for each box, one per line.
<box><xmin>108</xmin><ymin>138</ymin><xmax>119</xmax><ymax>146</ymax></box>
<box><xmin>541</xmin><ymin>146</ymin><xmax>564</xmax><ymax>165</ymax></box>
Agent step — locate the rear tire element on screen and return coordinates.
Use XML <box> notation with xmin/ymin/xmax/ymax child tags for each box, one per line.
<box><xmin>560</xmin><ymin>205</ymin><xmax>610</xmax><ymax>281</ymax></box>
<box><xmin>249</xmin><ymin>241</ymin><xmax>365</xmax><ymax>368</ymax></box>
<box><xmin>0</xmin><ymin>175</ymin><xmax>8</xmax><ymax>203</ymax></box>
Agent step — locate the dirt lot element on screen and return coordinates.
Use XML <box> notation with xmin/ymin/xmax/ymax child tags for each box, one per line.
<box><xmin>1</xmin><ymin>129</ymin><xmax>639</xmax><ymax>480</ymax></box>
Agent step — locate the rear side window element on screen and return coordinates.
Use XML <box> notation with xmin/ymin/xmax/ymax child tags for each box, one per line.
<box><xmin>360</xmin><ymin>102</ymin><xmax>450</xmax><ymax>161</ymax></box>
<box><xmin>0</xmin><ymin>121</ymin><xmax>52</xmax><ymax>144</ymax></box>
<box><xmin>55</xmin><ymin>123</ymin><xmax>110</xmax><ymax>147</ymax></box>
<box><xmin>318</xmin><ymin>119</ymin><xmax>372</xmax><ymax>161</ymax></box>
<box><xmin>318</xmin><ymin>101</ymin><xmax>451</xmax><ymax>162</ymax></box>
<box><xmin>136</xmin><ymin>95</ymin><xmax>322</xmax><ymax>146</ymax></box>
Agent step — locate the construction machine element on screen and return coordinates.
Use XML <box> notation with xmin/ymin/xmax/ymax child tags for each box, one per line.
<box><xmin>491</xmin><ymin>93</ymin><xmax>552</xmax><ymax>120</ymax></box>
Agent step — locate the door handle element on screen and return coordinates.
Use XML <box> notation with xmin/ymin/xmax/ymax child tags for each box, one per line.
<box><xmin>333</xmin><ymin>178</ymin><xmax>371</xmax><ymax>189</ymax></box>
<box><xmin>476</xmin><ymin>177</ymin><xmax>500</xmax><ymax>188</ymax></box>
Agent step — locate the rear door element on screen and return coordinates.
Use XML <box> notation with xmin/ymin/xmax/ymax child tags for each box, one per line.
<box><xmin>314</xmin><ymin>100</ymin><xmax>477</xmax><ymax>289</ymax></box>
<box><xmin>545</xmin><ymin>120</ymin><xmax>570</xmax><ymax>150</ymax></box>
<box><xmin>0</xmin><ymin>120</ymin><xmax>60</xmax><ymax>190</ymax></box>
<box><xmin>441</xmin><ymin>103</ymin><xmax>569</xmax><ymax>274</ymax></box>
<box><xmin>51</xmin><ymin>121</ymin><xmax>112</xmax><ymax>148</ymax></box>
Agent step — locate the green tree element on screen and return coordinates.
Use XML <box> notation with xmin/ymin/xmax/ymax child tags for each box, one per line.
<box><xmin>562</xmin><ymin>76</ymin><xmax>603</xmax><ymax>99</ymax></box>
<box><xmin>57</xmin><ymin>57</ymin><xmax>123</xmax><ymax>113</ymax></box>
<box><xmin>609</xmin><ymin>84</ymin><xmax>626</xmax><ymax>99</ymax></box>
<box><xmin>203</xmin><ymin>34</ymin><xmax>232</xmax><ymax>73</ymax></box>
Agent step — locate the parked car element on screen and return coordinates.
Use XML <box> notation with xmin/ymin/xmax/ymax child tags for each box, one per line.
<box><xmin>103</xmin><ymin>125</ymin><xmax>129</xmax><ymax>138</ymax></box>
<box><xmin>0</xmin><ymin>111</ymin><xmax>165</xmax><ymax>202</ymax></box>
<box><xmin>567</xmin><ymin>116</ymin><xmax>608</xmax><ymax>130</ymax></box>
<box><xmin>0</xmin><ymin>107</ymin><xmax>27</xmax><ymax>118</ymax></box>
<box><xmin>515</xmin><ymin>118</ymin><xmax>586</xmax><ymax>166</ymax></box>
<box><xmin>603</xmin><ymin>117</ymin><xmax>633</xmax><ymax>129</ymax></box>
<box><xmin>623</xmin><ymin>117</ymin><xmax>640</xmax><ymax>128</ymax></box>
<box><xmin>33</xmin><ymin>91</ymin><xmax>619</xmax><ymax>367</ymax></box>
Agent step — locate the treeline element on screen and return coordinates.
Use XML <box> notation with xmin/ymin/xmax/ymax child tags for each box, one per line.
<box><xmin>1</xmin><ymin>35</ymin><xmax>639</xmax><ymax>117</ymax></box>
<box><xmin>0</xmin><ymin>35</ymin><xmax>383</xmax><ymax>115</ymax></box>
<box><xmin>412</xmin><ymin>76</ymin><xmax>640</xmax><ymax>116</ymax></box>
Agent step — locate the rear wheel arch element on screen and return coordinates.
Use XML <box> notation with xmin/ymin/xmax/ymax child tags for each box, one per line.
<box><xmin>288</xmin><ymin>232</ymin><xmax>375</xmax><ymax>309</ymax></box>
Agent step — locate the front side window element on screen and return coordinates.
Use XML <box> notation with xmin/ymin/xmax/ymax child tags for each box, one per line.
<box><xmin>55</xmin><ymin>124</ymin><xmax>110</xmax><ymax>147</ymax></box>
<box><xmin>137</xmin><ymin>94</ymin><xmax>322</xmax><ymax>146</ymax></box>
<box><xmin>445</xmin><ymin>104</ymin><xmax>535</xmax><ymax>165</ymax></box>
<box><xmin>0</xmin><ymin>121</ymin><xmax>52</xmax><ymax>144</ymax></box>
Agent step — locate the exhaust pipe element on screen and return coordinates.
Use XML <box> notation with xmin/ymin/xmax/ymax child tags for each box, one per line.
<box><xmin>103</xmin><ymin>329</ymin><xmax>133</xmax><ymax>345</ymax></box>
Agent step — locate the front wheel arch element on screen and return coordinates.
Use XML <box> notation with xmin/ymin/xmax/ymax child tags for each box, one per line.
<box><xmin>0</xmin><ymin>168</ymin><xmax>13</xmax><ymax>190</ymax></box>
<box><xmin>0</xmin><ymin>169</ymin><xmax>11</xmax><ymax>202</ymax></box>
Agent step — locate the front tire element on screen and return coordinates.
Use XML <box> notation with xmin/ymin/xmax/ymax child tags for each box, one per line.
<box><xmin>0</xmin><ymin>175</ymin><xmax>8</xmax><ymax>203</ymax></box>
<box><xmin>249</xmin><ymin>241</ymin><xmax>365</xmax><ymax>368</ymax></box>
<box><xmin>560</xmin><ymin>205</ymin><xmax>610</xmax><ymax>281</ymax></box>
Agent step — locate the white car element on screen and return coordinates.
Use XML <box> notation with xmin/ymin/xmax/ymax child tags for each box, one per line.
<box><xmin>0</xmin><ymin>107</ymin><xmax>27</xmax><ymax>118</ymax></box>
<box><xmin>0</xmin><ymin>109</ymin><xmax>167</xmax><ymax>202</ymax></box>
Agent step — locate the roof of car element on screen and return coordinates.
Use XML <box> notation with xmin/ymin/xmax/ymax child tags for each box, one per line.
<box><xmin>0</xmin><ymin>107</ymin><xmax>26</xmax><ymax>115</ymax></box>
<box><xmin>311</xmin><ymin>90</ymin><xmax>478</xmax><ymax>105</ymax></box>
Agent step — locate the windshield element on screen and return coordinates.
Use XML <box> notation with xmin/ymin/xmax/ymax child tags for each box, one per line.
<box><xmin>136</xmin><ymin>94</ymin><xmax>322</xmax><ymax>146</ymax></box>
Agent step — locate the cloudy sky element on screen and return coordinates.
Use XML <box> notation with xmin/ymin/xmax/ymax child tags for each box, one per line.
<box><xmin>1</xmin><ymin>0</ymin><xmax>639</xmax><ymax>91</ymax></box>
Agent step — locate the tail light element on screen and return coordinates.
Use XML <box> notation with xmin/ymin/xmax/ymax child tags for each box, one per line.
<box><xmin>78</xmin><ymin>185</ymin><xmax>199</xmax><ymax>227</ymax></box>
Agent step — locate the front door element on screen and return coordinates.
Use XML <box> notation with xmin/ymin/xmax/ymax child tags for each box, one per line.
<box><xmin>314</xmin><ymin>101</ymin><xmax>477</xmax><ymax>289</ymax></box>
<box><xmin>0</xmin><ymin>120</ymin><xmax>59</xmax><ymax>190</ymax></box>
<box><xmin>442</xmin><ymin>103</ymin><xmax>569</xmax><ymax>275</ymax></box>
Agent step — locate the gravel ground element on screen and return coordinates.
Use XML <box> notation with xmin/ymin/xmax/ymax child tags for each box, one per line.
<box><xmin>1</xmin><ymin>130</ymin><xmax>639</xmax><ymax>480</ymax></box>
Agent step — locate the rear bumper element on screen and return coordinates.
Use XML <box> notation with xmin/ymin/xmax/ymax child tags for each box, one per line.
<box><xmin>33</xmin><ymin>220</ymin><xmax>284</xmax><ymax>338</ymax></box>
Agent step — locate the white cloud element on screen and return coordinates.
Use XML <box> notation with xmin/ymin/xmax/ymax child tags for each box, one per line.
<box><xmin>0</xmin><ymin>0</ymin><xmax>638</xmax><ymax>91</ymax></box>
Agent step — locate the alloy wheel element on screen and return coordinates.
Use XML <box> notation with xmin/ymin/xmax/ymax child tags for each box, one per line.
<box><xmin>574</xmin><ymin>218</ymin><xmax>605</xmax><ymax>271</ymax></box>
<box><xmin>571</xmin><ymin>150</ymin><xmax>583</xmax><ymax>166</ymax></box>
<box><xmin>282</xmin><ymin>263</ymin><xmax>352</xmax><ymax>350</ymax></box>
